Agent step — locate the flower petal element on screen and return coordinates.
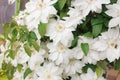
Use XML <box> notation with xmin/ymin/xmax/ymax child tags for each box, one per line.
<box><xmin>109</xmin><ymin>17</ymin><xmax>120</xmax><ymax>27</ymax></box>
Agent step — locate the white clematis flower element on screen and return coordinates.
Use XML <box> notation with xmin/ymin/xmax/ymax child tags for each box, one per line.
<box><xmin>10</xmin><ymin>44</ymin><xmax>30</xmax><ymax>67</ymax></box>
<box><xmin>25</xmin><ymin>72</ymin><xmax>38</xmax><ymax>80</ymax></box>
<box><xmin>80</xmin><ymin>68</ymin><xmax>105</xmax><ymax>80</ymax></box>
<box><xmin>47</xmin><ymin>42</ymin><xmax>72</xmax><ymax>65</ymax></box>
<box><xmin>12</xmin><ymin>70</ymin><xmax>24</xmax><ymax>80</ymax></box>
<box><xmin>72</xmin><ymin>0</ymin><xmax>110</xmax><ymax>16</ymax></box>
<box><xmin>71</xmin><ymin>46</ymin><xmax>84</xmax><ymax>60</ymax></box>
<box><xmin>63</xmin><ymin>7</ymin><xmax>84</xmax><ymax>28</ymax></box>
<box><xmin>28</xmin><ymin>49</ymin><xmax>45</xmax><ymax>71</ymax></box>
<box><xmin>15</xmin><ymin>11</ymin><xmax>27</xmax><ymax>26</ymax></box>
<box><xmin>106</xmin><ymin>0</ymin><xmax>120</xmax><ymax>27</ymax></box>
<box><xmin>46</xmin><ymin>19</ymin><xmax>74</xmax><ymax>46</ymax></box>
<box><xmin>93</xmin><ymin>27</ymin><xmax>120</xmax><ymax>62</ymax></box>
<box><xmin>62</xmin><ymin>58</ymin><xmax>84</xmax><ymax>76</ymax></box>
<box><xmin>12</xmin><ymin>64</ymin><xmax>28</xmax><ymax>80</ymax></box>
<box><xmin>24</xmin><ymin>0</ymin><xmax>57</xmax><ymax>30</ymax></box>
<box><xmin>71</xmin><ymin>74</ymin><xmax>82</xmax><ymax>80</ymax></box>
<box><xmin>79</xmin><ymin>36</ymin><xmax>101</xmax><ymax>64</ymax></box>
<box><xmin>36</xmin><ymin>63</ymin><xmax>62</xmax><ymax>80</ymax></box>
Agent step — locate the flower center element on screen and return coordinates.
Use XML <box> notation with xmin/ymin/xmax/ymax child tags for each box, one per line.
<box><xmin>56</xmin><ymin>23</ymin><xmax>65</xmax><ymax>32</ymax></box>
<box><xmin>57</xmin><ymin>43</ymin><xmax>66</xmax><ymax>53</ymax></box>
<box><xmin>34</xmin><ymin>61</ymin><xmax>40</xmax><ymax>68</ymax></box>
<box><xmin>69</xmin><ymin>58</ymin><xmax>76</xmax><ymax>65</ymax></box>
<box><xmin>108</xmin><ymin>39</ymin><xmax>118</xmax><ymax>49</ymax></box>
<box><xmin>38</xmin><ymin>0</ymin><xmax>45</xmax><ymax>9</ymax></box>
<box><xmin>45</xmin><ymin>72</ymin><xmax>51</xmax><ymax>80</ymax></box>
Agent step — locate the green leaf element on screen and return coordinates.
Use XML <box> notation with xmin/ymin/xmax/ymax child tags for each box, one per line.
<box><xmin>81</xmin><ymin>43</ymin><xmax>89</xmax><ymax>56</ymax></box>
<box><xmin>110</xmin><ymin>0</ymin><xmax>117</xmax><ymax>3</ymax></box>
<box><xmin>38</xmin><ymin>23</ymin><xmax>47</xmax><ymax>37</ymax></box>
<box><xmin>84</xmin><ymin>32</ymin><xmax>93</xmax><ymax>38</ymax></box>
<box><xmin>91</xmin><ymin>17</ymin><xmax>103</xmax><ymax>37</ymax></box>
<box><xmin>96</xmin><ymin>67</ymin><xmax>102</xmax><ymax>77</ymax></box>
<box><xmin>32</xmin><ymin>41</ymin><xmax>40</xmax><ymax>52</ymax></box>
<box><xmin>92</xmin><ymin>24</ymin><xmax>102</xmax><ymax>37</ymax></box>
<box><xmin>12</xmin><ymin>28</ymin><xmax>18</xmax><ymax>41</ymax></box>
<box><xmin>2</xmin><ymin>62</ymin><xmax>16</xmax><ymax>80</ymax></box>
<box><xmin>3</xmin><ymin>23</ymin><xmax>10</xmax><ymax>39</ymax></box>
<box><xmin>97</xmin><ymin>61</ymin><xmax>106</xmax><ymax>70</ymax></box>
<box><xmin>82</xmin><ymin>64</ymin><xmax>97</xmax><ymax>73</ymax></box>
<box><xmin>91</xmin><ymin>18</ymin><xmax>104</xmax><ymax>26</ymax></box>
<box><xmin>60</xmin><ymin>10</ymin><xmax>68</xmax><ymax>19</ymax></box>
<box><xmin>24</xmin><ymin>43</ymin><xmax>32</xmax><ymax>57</ymax></box>
<box><xmin>12</xmin><ymin>28</ymin><xmax>18</xmax><ymax>38</ymax></box>
<box><xmin>8</xmin><ymin>50</ymin><xmax>16</xmax><ymax>60</ymax></box>
<box><xmin>114</xmin><ymin>58</ymin><xmax>120</xmax><ymax>70</ymax></box>
<box><xmin>28</xmin><ymin>31</ymin><xmax>38</xmax><ymax>41</ymax></box>
<box><xmin>15</xmin><ymin>45</ymin><xmax>21</xmax><ymax>53</ymax></box>
<box><xmin>71</xmin><ymin>37</ymin><xmax>78</xmax><ymax>48</ymax></box>
<box><xmin>66</xmin><ymin>0</ymin><xmax>71</xmax><ymax>7</ymax></box>
<box><xmin>24</xmin><ymin>68</ymin><xmax>32</xmax><ymax>79</ymax></box>
<box><xmin>17</xmin><ymin>64</ymin><xmax>23</xmax><ymax>72</ymax></box>
<box><xmin>55</xmin><ymin>0</ymin><xmax>67</xmax><ymax>10</ymax></box>
<box><xmin>19</xmin><ymin>28</ymin><xmax>29</xmax><ymax>42</ymax></box>
<box><xmin>0</xmin><ymin>75</ymin><xmax>8</xmax><ymax>80</ymax></box>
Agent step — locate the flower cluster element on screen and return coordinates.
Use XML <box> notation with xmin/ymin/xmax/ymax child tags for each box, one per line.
<box><xmin>1</xmin><ymin>0</ymin><xmax>120</xmax><ymax>80</ymax></box>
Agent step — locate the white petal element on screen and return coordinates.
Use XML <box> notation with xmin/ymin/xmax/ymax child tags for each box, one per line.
<box><xmin>93</xmin><ymin>40</ymin><xmax>108</xmax><ymax>51</ymax></box>
<box><xmin>105</xmin><ymin>9</ymin><xmax>118</xmax><ymax>17</ymax></box>
<box><xmin>49</xmin><ymin>53</ymin><xmax>58</xmax><ymax>61</ymax></box>
<box><xmin>106</xmin><ymin>49</ymin><xmax>120</xmax><ymax>62</ymax></box>
<box><xmin>100</xmin><ymin>0</ymin><xmax>110</xmax><ymax>4</ymax></box>
<box><xmin>109</xmin><ymin>17</ymin><xmax>120</xmax><ymax>27</ymax></box>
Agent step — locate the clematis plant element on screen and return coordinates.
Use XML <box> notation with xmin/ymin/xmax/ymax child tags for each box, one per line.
<box><xmin>1</xmin><ymin>0</ymin><xmax>120</xmax><ymax>80</ymax></box>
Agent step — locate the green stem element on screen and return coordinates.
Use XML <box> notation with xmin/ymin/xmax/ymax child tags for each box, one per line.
<box><xmin>16</xmin><ymin>0</ymin><xmax>21</xmax><ymax>14</ymax></box>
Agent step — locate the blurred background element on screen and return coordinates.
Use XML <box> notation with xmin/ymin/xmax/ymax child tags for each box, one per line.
<box><xmin>0</xmin><ymin>0</ymin><xmax>28</xmax><ymax>34</ymax></box>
